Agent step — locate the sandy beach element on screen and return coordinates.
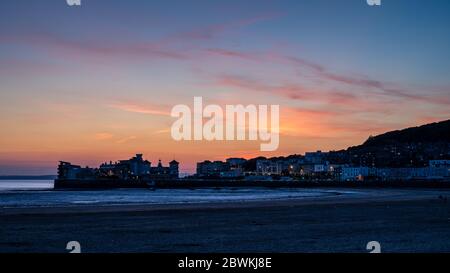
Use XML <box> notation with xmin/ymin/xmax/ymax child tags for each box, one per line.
<box><xmin>1</xmin><ymin>188</ymin><xmax>450</xmax><ymax>253</ymax></box>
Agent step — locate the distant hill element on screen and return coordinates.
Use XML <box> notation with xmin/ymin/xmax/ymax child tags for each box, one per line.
<box><xmin>360</xmin><ymin>120</ymin><xmax>450</xmax><ymax>147</ymax></box>
<box><xmin>242</xmin><ymin>119</ymin><xmax>450</xmax><ymax>170</ymax></box>
<box><xmin>345</xmin><ymin>120</ymin><xmax>450</xmax><ymax>167</ymax></box>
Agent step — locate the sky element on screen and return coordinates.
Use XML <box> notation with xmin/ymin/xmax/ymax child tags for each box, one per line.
<box><xmin>0</xmin><ymin>0</ymin><xmax>449</xmax><ymax>175</ymax></box>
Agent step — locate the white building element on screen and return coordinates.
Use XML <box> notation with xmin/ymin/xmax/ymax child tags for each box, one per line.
<box><xmin>340</xmin><ymin>167</ymin><xmax>369</xmax><ymax>181</ymax></box>
<box><xmin>429</xmin><ymin>160</ymin><xmax>450</xmax><ymax>169</ymax></box>
<box><xmin>256</xmin><ymin>160</ymin><xmax>282</xmax><ymax>175</ymax></box>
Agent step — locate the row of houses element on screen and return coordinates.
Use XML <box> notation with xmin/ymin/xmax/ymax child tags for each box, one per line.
<box><xmin>256</xmin><ymin>159</ymin><xmax>450</xmax><ymax>181</ymax></box>
<box><xmin>340</xmin><ymin>163</ymin><xmax>450</xmax><ymax>181</ymax></box>
<box><xmin>195</xmin><ymin>152</ymin><xmax>450</xmax><ymax>181</ymax></box>
<box><xmin>255</xmin><ymin>159</ymin><xmax>332</xmax><ymax>176</ymax></box>
<box><xmin>196</xmin><ymin>151</ymin><xmax>335</xmax><ymax>178</ymax></box>
<box><xmin>196</xmin><ymin>158</ymin><xmax>247</xmax><ymax>178</ymax></box>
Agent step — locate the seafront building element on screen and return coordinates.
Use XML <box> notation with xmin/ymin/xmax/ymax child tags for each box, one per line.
<box><xmin>57</xmin><ymin>154</ymin><xmax>179</xmax><ymax>181</ymax></box>
<box><xmin>196</xmin><ymin>158</ymin><xmax>246</xmax><ymax>178</ymax></box>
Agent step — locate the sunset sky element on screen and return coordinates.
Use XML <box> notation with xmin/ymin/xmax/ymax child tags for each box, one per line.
<box><xmin>1</xmin><ymin>0</ymin><xmax>449</xmax><ymax>174</ymax></box>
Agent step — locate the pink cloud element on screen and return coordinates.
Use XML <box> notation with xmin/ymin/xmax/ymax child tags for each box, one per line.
<box><xmin>108</xmin><ymin>102</ymin><xmax>170</xmax><ymax>116</ymax></box>
<box><xmin>272</xmin><ymin>55</ymin><xmax>325</xmax><ymax>73</ymax></box>
<box><xmin>94</xmin><ymin>133</ymin><xmax>114</xmax><ymax>141</ymax></box>
<box><xmin>115</xmin><ymin>136</ymin><xmax>137</xmax><ymax>144</ymax></box>
<box><xmin>216</xmin><ymin>74</ymin><xmax>382</xmax><ymax>111</ymax></box>
<box><xmin>205</xmin><ymin>48</ymin><xmax>259</xmax><ymax>61</ymax></box>
<box><xmin>0</xmin><ymin>33</ymin><xmax>188</xmax><ymax>61</ymax></box>
<box><xmin>204</xmin><ymin>47</ymin><xmax>450</xmax><ymax>107</ymax></box>
<box><xmin>320</xmin><ymin>72</ymin><xmax>450</xmax><ymax>105</ymax></box>
<box><xmin>0</xmin><ymin>58</ymin><xmax>65</xmax><ymax>76</ymax></box>
<box><xmin>178</xmin><ymin>12</ymin><xmax>284</xmax><ymax>40</ymax></box>
<box><xmin>0</xmin><ymin>13</ymin><xmax>283</xmax><ymax>66</ymax></box>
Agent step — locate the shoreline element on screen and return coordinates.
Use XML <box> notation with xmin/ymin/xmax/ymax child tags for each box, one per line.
<box><xmin>54</xmin><ymin>178</ymin><xmax>450</xmax><ymax>190</ymax></box>
<box><xmin>1</xmin><ymin>188</ymin><xmax>448</xmax><ymax>216</ymax></box>
<box><xmin>1</xmin><ymin>188</ymin><xmax>450</xmax><ymax>252</ymax></box>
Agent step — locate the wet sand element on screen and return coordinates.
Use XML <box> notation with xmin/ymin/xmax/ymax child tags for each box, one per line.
<box><xmin>1</xmin><ymin>188</ymin><xmax>450</xmax><ymax>253</ymax></box>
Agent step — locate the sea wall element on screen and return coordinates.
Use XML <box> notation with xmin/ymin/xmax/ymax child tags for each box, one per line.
<box><xmin>54</xmin><ymin>178</ymin><xmax>450</xmax><ymax>189</ymax></box>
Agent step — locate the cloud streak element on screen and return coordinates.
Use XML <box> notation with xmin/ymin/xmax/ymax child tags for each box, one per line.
<box><xmin>216</xmin><ymin>74</ymin><xmax>384</xmax><ymax>111</ymax></box>
<box><xmin>206</xmin><ymin>47</ymin><xmax>450</xmax><ymax>107</ymax></box>
<box><xmin>0</xmin><ymin>13</ymin><xmax>283</xmax><ymax>66</ymax></box>
<box><xmin>108</xmin><ymin>102</ymin><xmax>170</xmax><ymax>116</ymax></box>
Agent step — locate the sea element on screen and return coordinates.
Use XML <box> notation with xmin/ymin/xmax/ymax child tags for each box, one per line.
<box><xmin>0</xmin><ymin>180</ymin><xmax>347</xmax><ymax>209</ymax></box>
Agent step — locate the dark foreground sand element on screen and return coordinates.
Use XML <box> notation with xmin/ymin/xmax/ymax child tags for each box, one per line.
<box><xmin>1</xmin><ymin>188</ymin><xmax>450</xmax><ymax>253</ymax></box>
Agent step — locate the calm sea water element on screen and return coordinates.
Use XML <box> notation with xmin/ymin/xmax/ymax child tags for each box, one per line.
<box><xmin>0</xmin><ymin>180</ymin><xmax>346</xmax><ymax>208</ymax></box>
<box><xmin>0</xmin><ymin>180</ymin><xmax>54</xmax><ymax>191</ymax></box>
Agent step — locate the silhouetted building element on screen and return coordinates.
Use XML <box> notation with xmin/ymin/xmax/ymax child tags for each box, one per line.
<box><xmin>196</xmin><ymin>160</ymin><xmax>230</xmax><ymax>178</ymax></box>
<box><xmin>169</xmin><ymin>160</ymin><xmax>179</xmax><ymax>178</ymax></box>
<box><xmin>58</xmin><ymin>154</ymin><xmax>179</xmax><ymax>182</ymax></box>
<box><xmin>226</xmin><ymin>158</ymin><xmax>247</xmax><ymax>169</ymax></box>
<box><xmin>58</xmin><ymin>161</ymin><xmax>81</xmax><ymax>180</ymax></box>
<box><xmin>58</xmin><ymin>161</ymin><xmax>96</xmax><ymax>180</ymax></box>
<box><xmin>148</xmin><ymin>159</ymin><xmax>179</xmax><ymax>180</ymax></box>
<box><xmin>305</xmin><ymin>151</ymin><xmax>328</xmax><ymax>164</ymax></box>
<box><xmin>99</xmin><ymin>154</ymin><xmax>151</xmax><ymax>180</ymax></box>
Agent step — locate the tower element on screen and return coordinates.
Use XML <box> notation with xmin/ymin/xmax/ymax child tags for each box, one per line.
<box><xmin>169</xmin><ymin>160</ymin><xmax>179</xmax><ymax>179</ymax></box>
